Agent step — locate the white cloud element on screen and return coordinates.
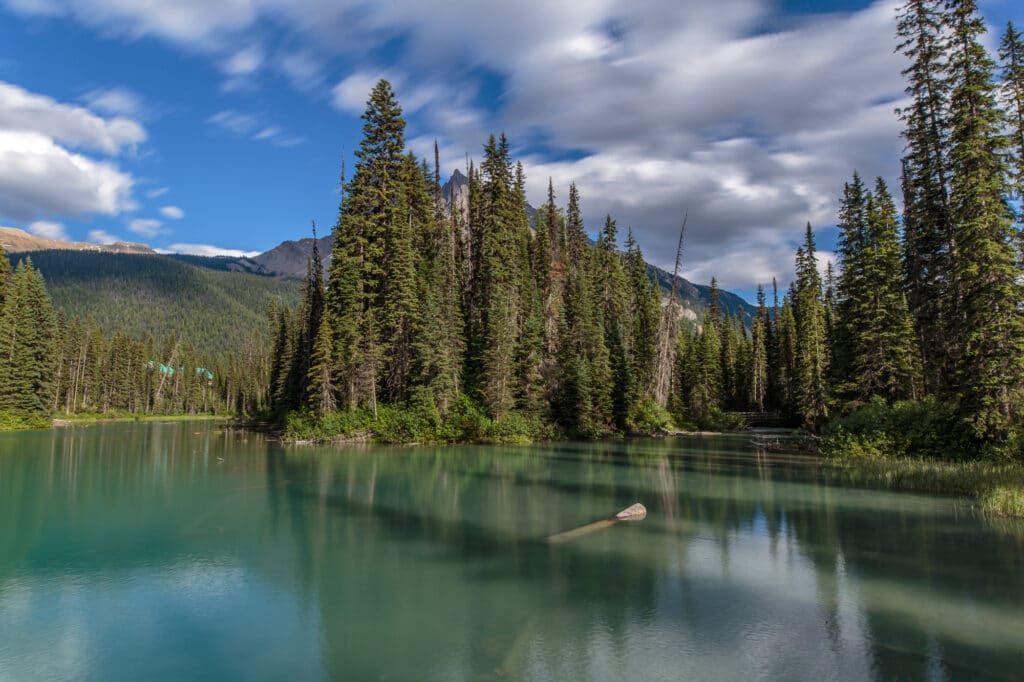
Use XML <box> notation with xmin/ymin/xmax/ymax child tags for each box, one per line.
<box><xmin>81</xmin><ymin>86</ymin><xmax>145</xmax><ymax>118</ymax></box>
<box><xmin>27</xmin><ymin>220</ymin><xmax>68</xmax><ymax>240</ymax></box>
<box><xmin>164</xmin><ymin>242</ymin><xmax>259</xmax><ymax>258</ymax></box>
<box><xmin>0</xmin><ymin>80</ymin><xmax>145</xmax><ymax>154</ymax></box>
<box><xmin>208</xmin><ymin>110</ymin><xmax>303</xmax><ymax>147</ymax></box>
<box><xmin>331</xmin><ymin>72</ymin><xmax>383</xmax><ymax>115</ymax></box>
<box><xmin>207</xmin><ymin>109</ymin><xmax>258</xmax><ymax>136</ymax></box>
<box><xmin>146</xmin><ymin>186</ymin><xmax>169</xmax><ymax>199</ymax></box>
<box><xmin>277</xmin><ymin>51</ymin><xmax>322</xmax><ymax>91</ymax></box>
<box><xmin>252</xmin><ymin>126</ymin><xmax>281</xmax><ymax>141</ymax></box>
<box><xmin>0</xmin><ymin>129</ymin><xmax>136</xmax><ymax>222</ymax></box>
<box><xmin>87</xmin><ymin>228</ymin><xmax>120</xmax><ymax>244</ymax></box>
<box><xmin>128</xmin><ymin>217</ymin><xmax>163</xmax><ymax>237</ymax></box>
<box><xmin>1</xmin><ymin>0</ymin><xmax>258</xmax><ymax>50</ymax></box>
<box><xmin>222</xmin><ymin>44</ymin><xmax>262</xmax><ymax>75</ymax></box>
<box><xmin>159</xmin><ymin>205</ymin><xmax>184</xmax><ymax>219</ymax></box>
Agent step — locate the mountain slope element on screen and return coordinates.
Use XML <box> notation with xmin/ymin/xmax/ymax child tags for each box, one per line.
<box><xmin>15</xmin><ymin>251</ymin><xmax>302</xmax><ymax>359</ymax></box>
<box><xmin>1</xmin><ymin>226</ymin><xmax>154</xmax><ymax>255</ymax></box>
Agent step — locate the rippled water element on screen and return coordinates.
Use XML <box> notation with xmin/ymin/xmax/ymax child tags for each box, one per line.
<box><xmin>1</xmin><ymin>422</ymin><xmax>1022</xmax><ymax>680</ymax></box>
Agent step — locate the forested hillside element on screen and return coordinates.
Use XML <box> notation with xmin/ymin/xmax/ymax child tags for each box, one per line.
<box><xmin>14</xmin><ymin>251</ymin><xmax>301</xmax><ymax>360</ymax></box>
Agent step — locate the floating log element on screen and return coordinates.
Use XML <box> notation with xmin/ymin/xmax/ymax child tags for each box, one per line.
<box><xmin>547</xmin><ymin>503</ymin><xmax>647</xmax><ymax>544</ymax></box>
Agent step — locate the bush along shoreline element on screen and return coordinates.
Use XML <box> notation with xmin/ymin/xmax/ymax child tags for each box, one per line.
<box><xmin>815</xmin><ymin>398</ymin><xmax>1024</xmax><ymax>519</ymax></box>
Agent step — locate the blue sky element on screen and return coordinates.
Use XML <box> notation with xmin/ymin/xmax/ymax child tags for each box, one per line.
<box><xmin>0</xmin><ymin>0</ymin><xmax>1020</xmax><ymax>299</ymax></box>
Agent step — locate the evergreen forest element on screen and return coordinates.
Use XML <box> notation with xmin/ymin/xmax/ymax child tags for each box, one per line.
<box><xmin>3</xmin><ymin>0</ymin><xmax>1024</xmax><ymax>462</ymax></box>
<box><xmin>0</xmin><ymin>248</ymin><xmax>273</xmax><ymax>427</ymax></box>
<box><xmin>271</xmin><ymin>0</ymin><xmax>1024</xmax><ymax>455</ymax></box>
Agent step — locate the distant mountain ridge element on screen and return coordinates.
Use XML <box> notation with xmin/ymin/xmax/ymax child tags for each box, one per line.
<box><xmin>0</xmin><ymin>226</ymin><xmax>154</xmax><ymax>255</ymax></box>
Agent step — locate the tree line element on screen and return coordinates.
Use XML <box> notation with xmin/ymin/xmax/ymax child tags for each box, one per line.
<box><xmin>0</xmin><ymin>246</ymin><xmax>267</xmax><ymax>423</ymax></box>
<box><xmin>272</xmin><ymin>0</ymin><xmax>1024</xmax><ymax>449</ymax></box>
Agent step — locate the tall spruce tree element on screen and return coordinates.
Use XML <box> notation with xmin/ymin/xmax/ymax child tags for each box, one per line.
<box><xmin>625</xmin><ymin>228</ymin><xmax>660</xmax><ymax>406</ymax></box>
<box><xmin>793</xmin><ymin>225</ymin><xmax>829</xmax><ymax>426</ymax></box>
<box><xmin>859</xmin><ymin>179</ymin><xmax>923</xmax><ymax>401</ymax></box>
<box><xmin>326</xmin><ymin>79</ymin><xmax>406</xmax><ymax>415</ymax></box>
<box><xmin>749</xmin><ymin>285</ymin><xmax>769</xmax><ymax>411</ymax></box>
<box><xmin>1000</xmin><ymin>22</ymin><xmax>1024</xmax><ymax>201</ymax></box>
<box><xmin>945</xmin><ymin>0</ymin><xmax>1024</xmax><ymax>439</ymax></box>
<box><xmin>478</xmin><ymin>134</ymin><xmax>521</xmax><ymax>418</ymax></box>
<box><xmin>897</xmin><ymin>0</ymin><xmax>956</xmax><ymax>393</ymax></box>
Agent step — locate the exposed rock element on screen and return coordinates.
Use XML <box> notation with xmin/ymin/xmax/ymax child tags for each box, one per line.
<box><xmin>250</xmin><ymin>234</ymin><xmax>333</xmax><ymax>279</ymax></box>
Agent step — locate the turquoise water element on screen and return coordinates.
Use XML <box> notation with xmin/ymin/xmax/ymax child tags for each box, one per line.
<box><xmin>0</xmin><ymin>422</ymin><xmax>1022</xmax><ymax>680</ymax></box>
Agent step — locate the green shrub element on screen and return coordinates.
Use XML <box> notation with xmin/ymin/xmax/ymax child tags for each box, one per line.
<box><xmin>0</xmin><ymin>411</ymin><xmax>50</xmax><ymax>431</ymax></box>
<box><xmin>821</xmin><ymin>396</ymin><xmax>968</xmax><ymax>460</ymax></box>
<box><xmin>626</xmin><ymin>399</ymin><xmax>671</xmax><ymax>435</ymax></box>
<box><xmin>437</xmin><ymin>395</ymin><xmax>492</xmax><ymax>443</ymax></box>
<box><xmin>484</xmin><ymin>412</ymin><xmax>550</xmax><ymax>444</ymax></box>
<box><xmin>700</xmin><ymin>408</ymin><xmax>746</xmax><ymax>432</ymax></box>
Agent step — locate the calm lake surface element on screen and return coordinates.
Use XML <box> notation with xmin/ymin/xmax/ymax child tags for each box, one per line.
<box><xmin>1</xmin><ymin>422</ymin><xmax>1022</xmax><ymax>681</ymax></box>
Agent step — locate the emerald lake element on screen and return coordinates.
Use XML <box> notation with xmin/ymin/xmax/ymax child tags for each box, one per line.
<box><xmin>1</xmin><ymin>421</ymin><xmax>1022</xmax><ymax>681</ymax></box>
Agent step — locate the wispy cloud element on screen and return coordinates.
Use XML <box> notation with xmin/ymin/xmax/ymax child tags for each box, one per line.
<box><xmin>159</xmin><ymin>205</ymin><xmax>184</xmax><ymax>219</ymax></box>
<box><xmin>163</xmin><ymin>242</ymin><xmax>260</xmax><ymax>258</ymax></box>
<box><xmin>81</xmin><ymin>85</ymin><xmax>146</xmax><ymax>118</ymax></box>
<box><xmin>208</xmin><ymin>109</ymin><xmax>303</xmax><ymax>147</ymax></box>
<box><xmin>88</xmin><ymin>228</ymin><xmax>120</xmax><ymax>245</ymax></box>
<box><xmin>27</xmin><ymin>220</ymin><xmax>68</xmax><ymax>240</ymax></box>
<box><xmin>128</xmin><ymin>217</ymin><xmax>163</xmax><ymax>237</ymax></box>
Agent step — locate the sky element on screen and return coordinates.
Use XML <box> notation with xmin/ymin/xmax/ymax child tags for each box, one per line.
<box><xmin>0</xmin><ymin>0</ymin><xmax>1020</xmax><ymax>301</ymax></box>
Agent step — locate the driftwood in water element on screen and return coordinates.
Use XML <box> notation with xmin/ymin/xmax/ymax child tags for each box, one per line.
<box><xmin>547</xmin><ymin>503</ymin><xmax>648</xmax><ymax>544</ymax></box>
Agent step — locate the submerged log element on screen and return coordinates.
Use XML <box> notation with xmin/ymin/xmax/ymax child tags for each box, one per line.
<box><xmin>547</xmin><ymin>503</ymin><xmax>648</xmax><ymax>544</ymax></box>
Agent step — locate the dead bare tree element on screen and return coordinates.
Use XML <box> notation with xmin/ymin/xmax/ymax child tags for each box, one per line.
<box><xmin>652</xmin><ymin>211</ymin><xmax>687</xmax><ymax>407</ymax></box>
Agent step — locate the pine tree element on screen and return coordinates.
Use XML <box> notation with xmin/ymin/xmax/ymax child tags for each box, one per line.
<box><xmin>687</xmin><ymin>313</ymin><xmax>722</xmax><ymax>421</ymax></box>
<box><xmin>596</xmin><ymin>215</ymin><xmax>633</xmax><ymax>429</ymax></box>
<box><xmin>308</xmin><ymin>315</ymin><xmax>336</xmax><ymax>416</ymax></box>
<box><xmin>793</xmin><ymin>225</ymin><xmax>829</xmax><ymax>426</ymax></box>
<box><xmin>749</xmin><ymin>285</ymin><xmax>769</xmax><ymax>411</ymax></box>
<box><xmin>0</xmin><ymin>259</ymin><xmax>57</xmax><ymax>414</ymax></box>
<box><xmin>1000</xmin><ymin>22</ymin><xmax>1024</xmax><ymax>201</ymax></box>
<box><xmin>897</xmin><ymin>0</ymin><xmax>956</xmax><ymax>393</ymax></box>
<box><xmin>478</xmin><ymin>134</ymin><xmax>521</xmax><ymax>418</ymax></box>
<box><xmin>380</xmin><ymin>153</ymin><xmax>424</xmax><ymax>402</ymax></box>
<box><xmin>625</xmin><ymin>229</ymin><xmax>660</xmax><ymax>405</ymax></box>
<box><xmin>556</xmin><ymin>183</ymin><xmax>609</xmax><ymax>433</ymax></box>
<box><xmin>946</xmin><ymin>0</ymin><xmax>1024</xmax><ymax>439</ymax></box>
<box><xmin>326</xmin><ymin>79</ymin><xmax>406</xmax><ymax>415</ymax></box>
<box><xmin>0</xmin><ymin>244</ymin><xmax>10</xmax><ymax>309</ymax></box>
<box><xmin>858</xmin><ymin>179</ymin><xmax>923</xmax><ymax>401</ymax></box>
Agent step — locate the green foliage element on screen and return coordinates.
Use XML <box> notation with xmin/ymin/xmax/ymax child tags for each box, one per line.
<box><xmin>283</xmin><ymin>393</ymin><xmax>554</xmax><ymax>445</ymax></box>
<box><xmin>625</xmin><ymin>399</ymin><xmax>671</xmax><ymax>435</ymax></box>
<box><xmin>946</xmin><ymin>0</ymin><xmax>1024</xmax><ymax>441</ymax></box>
<box><xmin>822</xmin><ymin>396</ymin><xmax>966</xmax><ymax>460</ymax></box>
<box><xmin>0</xmin><ymin>410</ymin><xmax>49</xmax><ymax>431</ymax></box>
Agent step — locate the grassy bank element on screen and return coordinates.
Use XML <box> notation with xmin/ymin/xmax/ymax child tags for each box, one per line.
<box><xmin>818</xmin><ymin>397</ymin><xmax>1024</xmax><ymax>519</ymax></box>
